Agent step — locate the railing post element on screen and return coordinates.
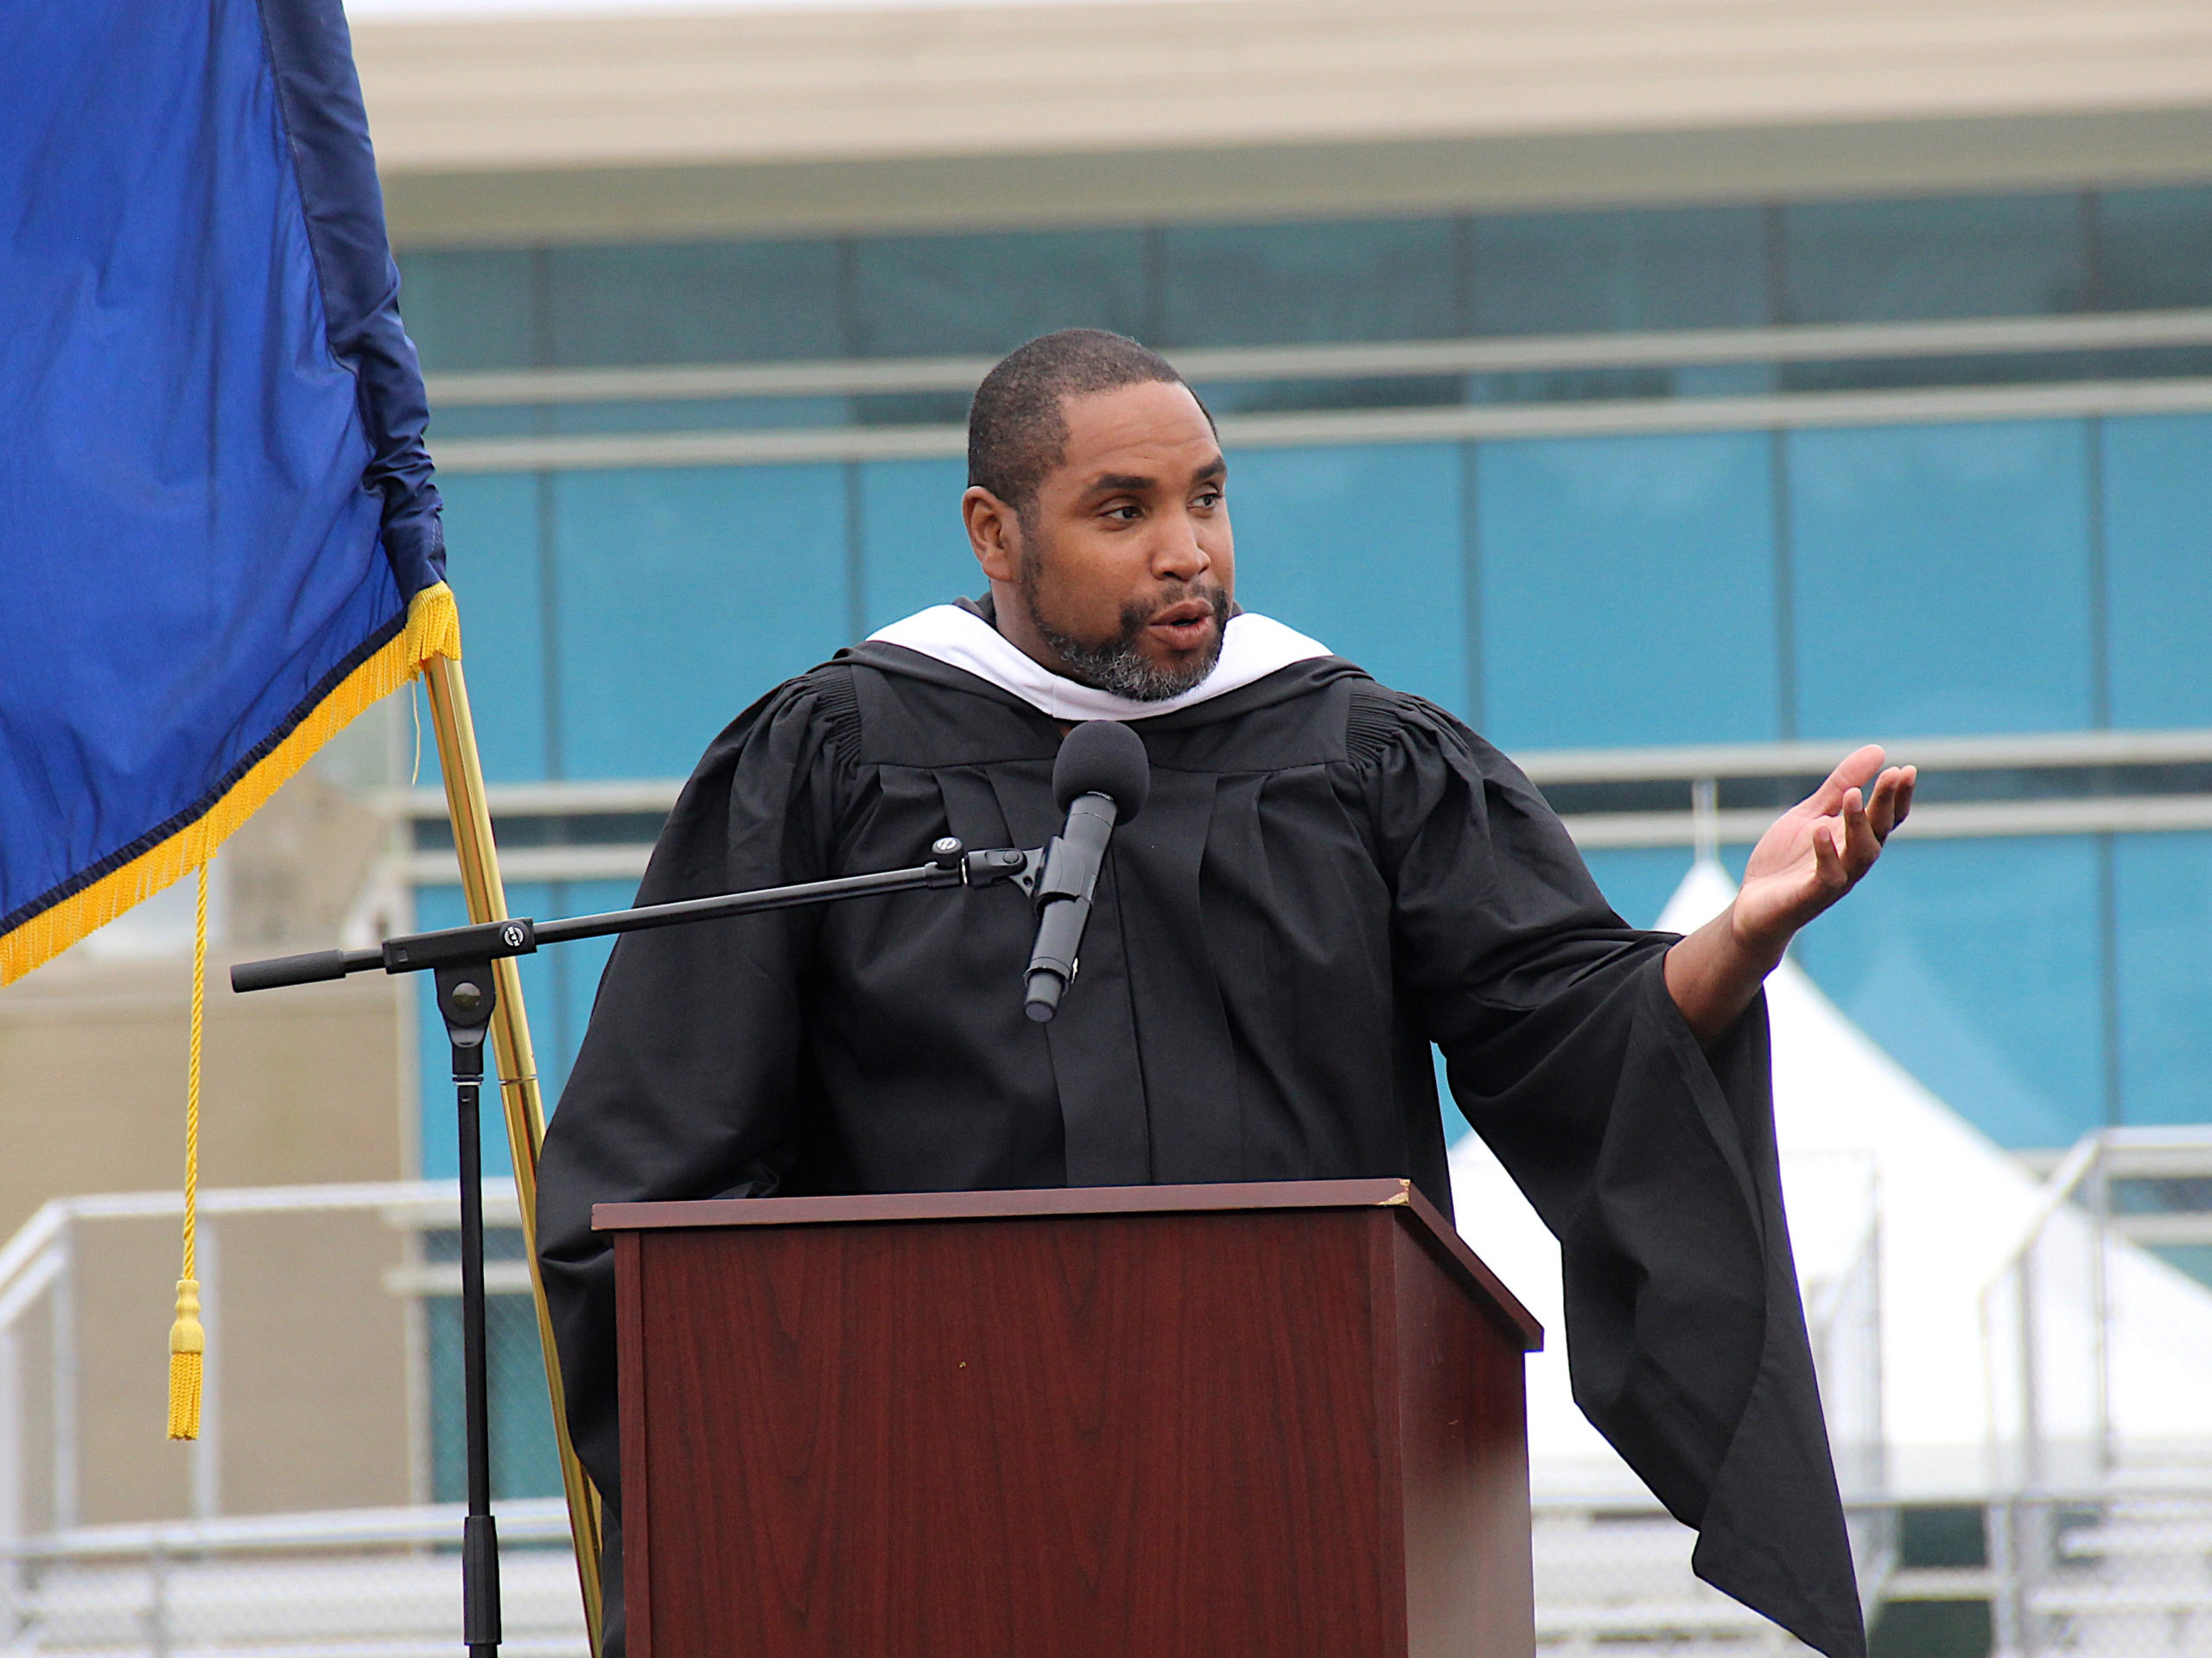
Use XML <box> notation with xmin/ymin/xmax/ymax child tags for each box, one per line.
<box><xmin>2087</xmin><ymin>1134</ymin><xmax>2114</xmax><ymax>1477</ymax></box>
<box><xmin>0</xmin><ymin>1324</ymin><xmax>18</xmax><ymax>1641</ymax></box>
<box><xmin>49</xmin><ymin>1218</ymin><xmax>75</xmax><ymax>1534</ymax></box>
<box><xmin>145</xmin><ymin>1537</ymin><xmax>169</xmax><ymax>1658</ymax></box>
<box><xmin>2017</xmin><ymin>1248</ymin><xmax>2040</xmax><ymax>1490</ymax></box>
<box><xmin>191</xmin><ymin>1223</ymin><xmax>220</xmax><ymax>1521</ymax></box>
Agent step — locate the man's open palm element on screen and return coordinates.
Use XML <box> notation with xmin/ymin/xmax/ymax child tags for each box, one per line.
<box><xmin>1734</xmin><ymin>745</ymin><xmax>1916</xmax><ymax>953</ymax></box>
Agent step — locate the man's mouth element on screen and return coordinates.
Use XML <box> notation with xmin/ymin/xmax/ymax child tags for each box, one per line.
<box><xmin>1146</xmin><ymin>599</ymin><xmax>1217</xmax><ymax>647</ymax></box>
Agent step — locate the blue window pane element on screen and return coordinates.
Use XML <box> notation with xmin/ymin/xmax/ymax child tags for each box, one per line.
<box><xmin>437</xmin><ymin>473</ymin><xmax>548</xmax><ymax>782</ymax></box>
<box><xmin>2113</xmin><ymin>833</ymin><xmax>2212</xmax><ymax>1127</ymax></box>
<box><xmin>851</xmin><ymin>230</ymin><xmax>1148</xmax><ymax>358</ymax></box>
<box><xmin>543</xmin><ymin>241</ymin><xmax>845</xmax><ymax>366</ymax></box>
<box><xmin>429</xmin><ymin>1289</ymin><xmax>561</xmax><ymax>1501</ymax></box>
<box><xmin>1471</xmin><ymin>207</ymin><xmax>1769</xmax><ymax>335</ymax></box>
<box><xmin>1158</xmin><ymin>220</ymin><xmax>1461</xmax><ymax>347</ymax></box>
<box><xmin>550</xmin><ymin>465</ymin><xmax>853</xmax><ymax>778</ymax></box>
<box><xmin>1782</xmin><ymin>194</ymin><xmax>2088</xmax><ymax>323</ymax></box>
<box><xmin>1478</xmin><ymin>432</ymin><xmax>1781</xmax><ymax>749</ymax></box>
<box><xmin>545</xmin><ymin>878</ymin><xmax>637</xmax><ymax>1108</ymax></box>
<box><xmin>1225</xmin><ymin>444</ymin><xmax>1466</xmax><ymax>714</ymax></box>
<box><xmin>397</xmin><ymin>250</ymin><xmax>535</xmax><ymax>372</ymax></box>
<box><xmin>857</xmin><ymin>459</ymin><xmax>975</xmax><ymax>631</ymax></box>
<box><xmin>2093</xmin><ymin>187</ymin><xmax>2212</xmax><ymax>311</ymax></box>
<box><xmin>1578</xmin><ymin>847</ymin><xmax>1696</xmax><ymax>931</ymax></box>
<box><xmin>414</xmin><ymin>883</ymin><xmax>557</xmax><ymax>1180</ymax></box>
<box><xmin>1788</xmin><ymin>422</ymin><xmax>2094</xmax><ymax>737</ymax></box>
<box><xmin>1793</xmin><ymin>837</ymin><xmax>2106</xmax><ymax>1148</ymax></box>
<box><xmin>2101</xmin><ymin>414</ymin><xmax>2212</xmax><ymax>728</ymax></box>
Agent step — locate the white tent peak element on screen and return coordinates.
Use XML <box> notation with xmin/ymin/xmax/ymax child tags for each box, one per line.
<box><xmin>1655</xmin><ymin>854</ymin><xmax>1737</xmax><ymax>935</ymax></box>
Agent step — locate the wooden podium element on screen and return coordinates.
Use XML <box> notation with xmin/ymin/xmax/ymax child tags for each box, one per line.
<box><xmin>595</xmin><ymin>1178</ymin><xmax>1541</xmax><ymax>1658</ymax></box>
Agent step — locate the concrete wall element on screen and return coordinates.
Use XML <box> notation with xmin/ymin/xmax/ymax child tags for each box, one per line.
<box><xmin>359</xmin><ymin>0</ymin><xmax>2212</xmax><ymax>245</ymax></box>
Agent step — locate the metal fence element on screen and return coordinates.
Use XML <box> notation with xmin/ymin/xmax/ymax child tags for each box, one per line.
<box><xmin>0</xmin><ymin>1180</ymin><xmax>591</xmax><ymax>1655</ymax></box>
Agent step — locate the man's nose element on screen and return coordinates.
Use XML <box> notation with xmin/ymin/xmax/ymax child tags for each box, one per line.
<box><xmin>1151</xmin><ymin>509</ymin><xmax>1210</xmax><ymax>581</ymax></box>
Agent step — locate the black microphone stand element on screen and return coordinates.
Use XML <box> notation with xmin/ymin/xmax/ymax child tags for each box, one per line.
<box><xmin>228</xmin><ymin>835</ymin><xmax>1041</xmax><ymax>1656</ymax></box>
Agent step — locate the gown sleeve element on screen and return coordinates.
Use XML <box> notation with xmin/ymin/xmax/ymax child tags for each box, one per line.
<box><xmin>535</xmin><ymin>666</ymin><xmax>857</xmax><ymax>1514</ymax></box>
<box><xmin>1357</xmin><ymin>687</ymin><xmax>1866</xmax><ymax>1658</ymax></box>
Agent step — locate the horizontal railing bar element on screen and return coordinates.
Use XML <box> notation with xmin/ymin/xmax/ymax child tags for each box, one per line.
<box><xmin>378</xmin><ymin>730</ymin><xmax>2212</xmax><ymax>819</ymax></box>
<box><xmin>12</xmin><ymin>1497</ymin><xmax>574</xmax><ymax>1559</ymax></box>
<box><xmin>378</xmin><ymin>732</ymin><xmax>2212</xmax><ymax>827</ymax></box>
<box><xmin>400</xmin><ymin>847</ymin><xmax>654</xmax><ymax>886</ymax></box>
<box><xmin>385</xmin><ymin>780</ymin><xmax>683</xmax><ymax>816</ymax></box>
<box><xmin>391</xmin><ymin>796</ymin><xmax>2212</xmax><ymax>882</ymax></box>
<box><xmin>428</xmin><ymin>376</ymin><xmax>2212</xmax><ymax>473</ymax></box>
<box><xmin>1517</xmin><ymin>728</ymin><xmax>2212</xmax><ymax>781</ymax></box>
<box><xmin>383</xmin><ymin>1261</ymin><xmax>542</xmax><ymax>1298</ymax></box>
<box><xmin>424</xmin><ymin>309</ymin><xmax>2212</xmax><ymax>407</ymax></box>
<box><xmin>0</xmin><ymin>1182</ymin><xmax>529</xmax><ymax>1320</ymax></box>
<box><xmin>1565</xmin><ymin>795</ymin><xmax>2212</xmax><ymax>848</ymax></box>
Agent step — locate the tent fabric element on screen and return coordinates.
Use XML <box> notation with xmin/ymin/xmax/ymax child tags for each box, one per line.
<box><xmin>0</xmin><ymin>0</ymin><xmax>452</xmax><ymax>982</ymax></box>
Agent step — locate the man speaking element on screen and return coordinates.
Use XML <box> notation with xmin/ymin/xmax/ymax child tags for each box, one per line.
<box><xmin>538</xmin><ymin>329</ymin><xmax>1914</xmax><ymax>1658</ymax></box>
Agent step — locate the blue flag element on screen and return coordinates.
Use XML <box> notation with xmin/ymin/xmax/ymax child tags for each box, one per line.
<box><xmin>1</xmin><ymin>0</ymin><xmax>455</xmax><ymax>982</ymax></box>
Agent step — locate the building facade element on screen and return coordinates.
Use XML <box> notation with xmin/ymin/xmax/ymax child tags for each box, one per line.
<box><xmin>351</xmin><ymin>0</ymin><xmax>2212</xmax><ymax>1503</ymax></box>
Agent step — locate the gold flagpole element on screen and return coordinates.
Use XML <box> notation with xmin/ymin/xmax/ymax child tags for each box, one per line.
<box><xmin>422</xmin><ymin>654</ymin><xmax>606</xmax><ymax>1657</ymax></box>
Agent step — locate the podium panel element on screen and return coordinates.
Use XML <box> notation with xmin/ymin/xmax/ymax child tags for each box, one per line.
<box><xmin>598</xmin><ymin>1179</ymin><xmax>1540</xmax><ymax>1658</ymax></box>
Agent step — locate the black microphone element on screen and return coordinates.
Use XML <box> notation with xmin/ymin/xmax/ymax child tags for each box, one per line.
<box><xmin>1024</xmin><ymin>721</ymin><xmax>1150</xmax><ymax>1023</ymax></box>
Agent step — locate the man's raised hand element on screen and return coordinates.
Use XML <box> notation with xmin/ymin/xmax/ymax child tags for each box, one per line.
<box><xmin>1662</xmin><ymin>744</ymin><xmax>1915</xmax><ymax>1048</ymax></box>
<box><xmin>1732</xmin><ymin>745</ymin><xmax>1916</xmax><ymax>957</ymax></box>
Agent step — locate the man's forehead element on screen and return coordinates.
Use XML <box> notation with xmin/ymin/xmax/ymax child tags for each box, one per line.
<box><xmin>1056</xmin><ymin>381</ymin><xmax>1221</xmax><ymax>486</ymax></box>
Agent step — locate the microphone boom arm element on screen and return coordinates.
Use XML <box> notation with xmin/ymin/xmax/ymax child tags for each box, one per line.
<box><xmin>230</xmin><ymin>839</ymin><xmax>1043</xmax><ymax>994</ymax></box>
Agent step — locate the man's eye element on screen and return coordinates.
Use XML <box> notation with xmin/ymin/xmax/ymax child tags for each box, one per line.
<box><xmin>1194</xmin><ymin>489</ymin><xmax>1223</xmax><ymax>508</ymax></box>
<box><xmin>1104</xmin><ymin>504</ymin><xmax>1141</xmax><ymax>521</ymax></box>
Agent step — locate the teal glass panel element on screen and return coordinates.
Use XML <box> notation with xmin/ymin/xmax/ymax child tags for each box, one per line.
<box><xmin>414</xmin><ymin>875</ymin><xmax>638</xmax><ymax>1178</ymax></box>
<box><xmin>857</xmin><ymin>458</ymin><xmax>976</xmax><ymax>631</ymax></box>
<box><xmin>543</xmin><ymin>241</ymin><xmax>844</xmax><ymax>365</ymax></box>
<box><xmin>1782</xmin><ymin>194</ymin><xmax>2088</xmax><ymax>322</ymax></box>
<box><xmin>396</xmin><ymin>249</ymin><xmax>536</xmax><ymax>372</ymax></box>
<box><xmin>1478</xmin><ymin>432</ymin><xmax>1781</xmax><ymax>749</ymax></box>
<box><xmin>2093</xmin><ymin>187</ymin><xmax>2212</xmax><ymax>311</ymax></box>
<box><xmin>1580</xmin><ymin>847</ymin><xmax>1697</xmax><ymax>930</ymax></box>
<box><xmin>413</xmin><ymin>881</ymin><xmax>556</xmax><ymax>1180</ymax></box>
<box><xmin>1471</xmin><ymin>206</ymin><xmax>1768</xmax><ymax>334</ymax></box>
<box><xmin>1793</xmin><ymin>836</ymin><xmax>2106</xmax><ymax>1148</ymax></box>
<box><xmin>546</xmin><ymin>878</ymin><xmax>636</xmax><ymax>1106</ymax></box>
<box><xmin>428</xmin><ymin>1255</ymin><xmax>561</xmax><ymax>1501</ymax></box>
<box><xmin>2113</xmin><ymin>833</ymin><xmax>2212</xmax><ymax>1127</ymax></box>
<box><xmin>550</xmin><ymin>465</ymin><xmax>852</xmax><ymax>778</ymax></box>
<box><xmin>2101</xmin><ymin>414</ymin><xmax>2212</xmax><ymax>727</ymax></box>
<box><xmin>851</xmin><ymin>230</ymin><xmax>1148</xmax><ymax>357</ymax></box>
<box><xmin>1787</xmin><ymin>422</ymin><xmax>2094</xmax><ymax>736</ymax></box>
<box><xmin>1158</xmin><ymin>219</ymin><xmax>1461</xmax><ymax>346</ymax></box>
<box><xmin>435</xmin><ymin>473</ymin><xmax>549</xmax><ymax>782</ymax></box>
<box><xmin>1225</xmin><ymin>443</ymin><xmax>1466</xmax><ymax>713</ymax></box>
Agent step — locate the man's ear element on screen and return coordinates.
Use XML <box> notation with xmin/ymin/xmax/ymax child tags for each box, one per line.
<box><xmin>963</xmin><ymin>486</ymin><xmax>1022</xmax><ymax>584</ymax></box>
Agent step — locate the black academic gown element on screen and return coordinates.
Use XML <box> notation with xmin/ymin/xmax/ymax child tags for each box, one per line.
<box><xmin>537</xmin><ymin>639</ymin><xmax>1865</xmax><ymax>1658</ymax></box>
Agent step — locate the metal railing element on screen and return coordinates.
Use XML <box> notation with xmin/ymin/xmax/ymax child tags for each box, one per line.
<box><xmin>1980</xmin><ymin>1126</ymin><xmax>2212</xmax><ymax>1490</ymax></box>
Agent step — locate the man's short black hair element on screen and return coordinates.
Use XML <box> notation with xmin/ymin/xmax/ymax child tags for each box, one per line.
<box><xmin>967</xmin><ymin>329</ymin><xmax>1212</xmax><ymax>513</ymax></box>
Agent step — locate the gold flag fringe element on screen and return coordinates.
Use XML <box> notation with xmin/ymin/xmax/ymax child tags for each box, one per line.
<box><xmin>0</xmin><ymin>582</ymin><xmax>461</xmax><ymax>987</ymax></box>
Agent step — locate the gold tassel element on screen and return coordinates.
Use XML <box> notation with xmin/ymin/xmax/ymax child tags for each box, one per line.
<box><xmin>168</xmin><ymin>1279</ymin><xmax>204</xmax><ymax>1440</ymax></box>
<box><xmin>167</xmin><ymin>862</ymin><xmax>208</xmax><ymax>1441</ymax></box>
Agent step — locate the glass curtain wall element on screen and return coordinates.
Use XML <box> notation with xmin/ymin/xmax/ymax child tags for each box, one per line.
<box><xmin>397</xmin><ymin>184</ymin><xmax>2212</xmax><ymax>1498</ymax></box>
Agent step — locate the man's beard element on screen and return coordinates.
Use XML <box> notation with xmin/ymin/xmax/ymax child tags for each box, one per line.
<box><xmin>1018</xmin><ymin>556</ymin><xmax>1231</xmax><ymax>702</ymax></box>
